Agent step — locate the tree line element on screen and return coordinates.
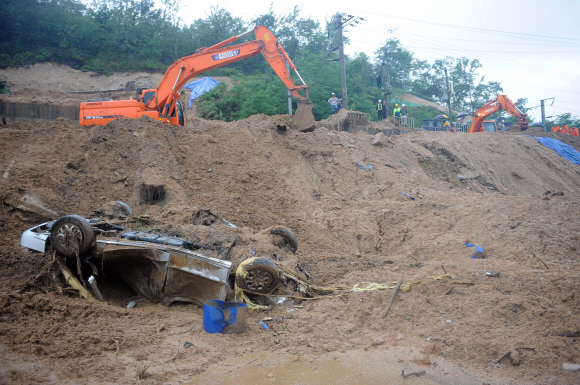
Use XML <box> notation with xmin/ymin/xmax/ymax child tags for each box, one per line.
<box><xmin>1</xmin><ymin>0</ymin><xmax>577</xmax><ymax>126</ymax></box>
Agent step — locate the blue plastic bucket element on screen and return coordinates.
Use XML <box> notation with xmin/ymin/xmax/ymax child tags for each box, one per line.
<box><xmin>203</xmin><ymin>300</ymin><xmax>248</xmax><ymax>334</ymax></box>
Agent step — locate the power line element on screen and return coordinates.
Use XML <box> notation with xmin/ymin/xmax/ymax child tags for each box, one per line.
<box><xmin>357</xmin><ymin>24</ymin><xmax>580</xmax><ymax>80</ymax></box>
<box><xmin>378</xmin><ymin>32</ymin><xmax>580</xmax><ymax>48</ymax></box>
<box><xmin>550</xmin><ymin>105</ymin><xmax>580</xmax><ymax>115</ymax></box>
<box><xmin>498</xmin><ymin>80</ymin><xmax>580</xmax><ymax>95</ymax></box>
<box><xmin>357</xmin><ymin>12</ymin><xmax>580</xmax><ymax>43</ymax></box>
<box><xmin>351</xmin><ymin>39</ymin><xmax>580</xmax><ymax>54</ymax></box>
<box><xmin>359</xmin><ymin>27</ymin><xmax>580</xmax><ymax>84</ymax></box>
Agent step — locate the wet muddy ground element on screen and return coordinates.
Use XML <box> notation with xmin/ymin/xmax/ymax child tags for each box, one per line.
<box><xmin>1</xmin><ymin>64</ymin><xmax>579</xmax><ymax>384</ymax></box>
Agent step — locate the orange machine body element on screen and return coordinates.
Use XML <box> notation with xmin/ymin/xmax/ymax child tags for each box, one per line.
<box><xmin>80</xmin><ymin>26</ymin><xmax>310</xmax><ymax>127</ymax></box>
<box><xmin>79</xmin><ymin>91</ymin><xmax>183</xmax><ymax>126</ymax></box>
<box><xmin>468</xmin><ymin>94</ymin><xmax>528</xmax><ymax>133</ymax></box>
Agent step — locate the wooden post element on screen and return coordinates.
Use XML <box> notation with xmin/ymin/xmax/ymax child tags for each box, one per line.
<box><xmin>337</xmin><ymin>15</ymin><xmax>348</xmax><ymax>109</ymax></box>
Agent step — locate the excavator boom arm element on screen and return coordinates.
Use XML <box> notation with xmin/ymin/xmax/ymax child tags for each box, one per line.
<box><xmin>468</xmin><ymin>94</ymin><xmax>528</xmax><ymax>133</ymax></box>
<box><xmin>79</xmin><ymin>25</ymin><xmax>314</xmax><ymax>130</ymax></box>
<box><xmin>153</xmin><ymin>26</ymin><xmax>310</xmax><ymax>116</ymax></box>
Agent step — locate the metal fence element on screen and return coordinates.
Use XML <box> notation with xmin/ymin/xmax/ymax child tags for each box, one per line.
<box><xmin>417</xmin><ymin>123</ymin><xmax>471</xmax><ymax>133</ymax></box>
<box><xmin>394</xmin><ymin>116</ymin><xmax>415</xmax><ymax>128</ymax></box>
<box><xmin>455</xmin><ymin>123</ymin><xmax>470</xmax><ymax>133</ymax></box>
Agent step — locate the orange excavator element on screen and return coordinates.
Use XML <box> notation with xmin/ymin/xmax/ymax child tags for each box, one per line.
<box><xmin>79</xmin><ymin>26</ymin><xmax>315</xmax><ymax>131</ymax></box>
<box><xmin>468</xmin><ymin>94</ymin><xmax>528</xmax><ymax>133</ymax></box>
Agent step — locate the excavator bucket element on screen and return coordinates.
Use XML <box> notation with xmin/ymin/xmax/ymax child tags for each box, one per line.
<box><xmin>292</xmin><ymin>103</ymin><xmax>316</xmax><ymax>132</ymax></box>
<box><xmin>508</xmin><ymin>124</ymin><xmax>521</xmax><ymax>132</ymax></box>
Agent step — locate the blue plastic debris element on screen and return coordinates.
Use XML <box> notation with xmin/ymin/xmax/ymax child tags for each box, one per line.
<box><xmin>402</xmin><ymin>192</ymin><xmax>416</xmax><ymax>200</ymax></box>
<box><xmin>356</xmin><ymin>161</ymin><xmax>368</xmax><ymax>171</ymax></box>
<box><xmin>465</xmin><ymin>243</ymin><xmax>486</xmax><ymax>259</ymax></box>
<box><xmin>126</xmin><ymin>301</ymin><xmax>136</xmax><ymax>309</ymax></box>
<box><xmin>533</xmin><ymin>136</ymin><xmax>580</xmax><ymax>165</ymax></box>
<box><xmin>203</xmin><ymin>300</ymin><xmax>248</xmax><ymax>334</ymax></box>
<box><xmin>181</xmin><ymin>77</ymin><xmax>221</xmax><ymax>110</ymax></box>
<box><xmin>260</xmin><ymin>322</ymin><xmax>269</xmax><ymax>330</ymax></box>
<box><xmin>367</xmin><ymin>164</ymin><xmax>374</xmax><ymax>171</ymax></box>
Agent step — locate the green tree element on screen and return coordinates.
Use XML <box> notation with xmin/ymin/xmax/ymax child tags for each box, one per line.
<box><xmin>374</xmin><ymin>39</ymin><xmax>414</xmax><ymax>89</ymax></box>
<box><xmin>346</xmin><ymin>52</ymin><xmax>382</xmax><ymax>118</ymax></box>
<box><xmin>471</xmin><ymin>79</ymin><xmax>503</xmax><ymax>111</ymax></box>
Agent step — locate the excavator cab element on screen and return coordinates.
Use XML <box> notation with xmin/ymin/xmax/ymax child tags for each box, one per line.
<box><xmin>482</xmin><ymin>121</ymin><xmax>497</xmax><ymax>132</ymax></box>
<box><xmin>176</xmin><ymin>99</ymin><xmax>185</xmax><ymax>126</ymax></box>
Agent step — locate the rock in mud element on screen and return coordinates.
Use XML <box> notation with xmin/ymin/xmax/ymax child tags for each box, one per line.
<box><xmin>509</xmin><ymin>350</ymin><xmax>521</xmax><ymax>366</ymax></box>
<box><xmin>371</xmin><ymin>132</ymin><xmax>387</xmax><ymax>146</ymax></box>
<box><xmin>562</xmin><ymin>363</ymin><xmax>580</xmax><ymax>372</ymax></box>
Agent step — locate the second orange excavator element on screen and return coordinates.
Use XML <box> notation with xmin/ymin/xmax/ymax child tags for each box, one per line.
<box><xmin>79</xmin><ymin>25</ymin><xmax>316</xmax><ymax>131</ymax></box>
<box><xmin>468</xmin><ymin>94</ymin><xmax>528</xmax><ymax>133</ymax></box>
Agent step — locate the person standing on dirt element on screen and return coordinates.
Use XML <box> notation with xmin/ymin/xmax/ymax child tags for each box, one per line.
<box><xmin>570</xmin><ymin>126</ymin><xmax>579</xmax><ymax>136</ymax></box>
<box><xmin>393</xmin><ymin>104</ymin><xmax>401</xmax><ymax>118</ymax></box>
<box><xmin>328</xmin><ymin>93</ymin><xmax>342</xmax><ymax>115</ymax></box>
<box><xmin>376</xmin><ymin>99</ymin><xmax>384</xmax><ymax>121</ymax></box>
<box><xmin>381</xmin><ymin>100</ymin><xmax>387</xmax><ymax>119</ymax></box>
<box><xmin>560</xmin><ymin>124</ymin><xmax>569</xmax><ymax>134</ymax></box>
<box><xmin>552</xmin><ymin>125</ymin><xmax>560</xmax><ymax>133</ymax></box>
<box><xmin>393</xmin><ymin>104</ymin><xmax>401</xmax><ymax>126</ymax></box>
<box><xmin>401</xmin><ymin>104</ymin><xmax>407</xmax><ymax>118</ymax></box>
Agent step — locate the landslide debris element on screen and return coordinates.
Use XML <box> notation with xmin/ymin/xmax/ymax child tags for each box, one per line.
<box><xmin>1</xmin><ymin>112</ymin><xmax>580</xmax><ymax>385</ymax></box>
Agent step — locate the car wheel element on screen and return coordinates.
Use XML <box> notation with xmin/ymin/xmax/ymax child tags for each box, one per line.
<box><xmin>270</xmin><ymin>227</ymin><xmax>298</xmax><ymax>254</ymax></box>
<box><xmin>114</xmin><ymin>201</ymin><xmax>133</xmax><ymax>217</ymax></box>
<box><xmin>236</xmin><ymin>257</ymin><xmax>279</xmax><ymax>294</ymax></box>
<box><xmin>50</xmin><ymin>215</ymin><xmax>95</xmax><ymax>257</ymax></box>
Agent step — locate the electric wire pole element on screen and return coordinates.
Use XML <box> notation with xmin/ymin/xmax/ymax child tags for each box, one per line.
<box><xmin>541</xmin><ymin>100</ymin><xmax>545</xmax><ymax>130</ymax></box>
<box><xmin>334</xmin><ymin>14</ymin><xmax>364</xmax><ymax>111</ymax></box>
<box><xmin>337</xmin><ymin>14</ymin><xmax>348</xmax><ymax>110</ymax></box>
<box><xmin>444</xmin><ymin>68</ymin><xmax>453</xmax><ymax>127</ymax></box>
<box><xmin>285</xmin><ymin>60</ymin><xmax>292</xmax><ymax>115</ymax></box>
<box><xmin>540</xmin><ymin>97</ymin><xmax>555</xmax><ymax>131</ymax></box>
<box><xmin>381</xmin><ymin>28</ymin><xmax>396</xmax><ymax>118</ymax></box>
<box><xmin>382</xmin><ymin>62</ymin><xmax>387</xmax><ymax>116</ymax></box>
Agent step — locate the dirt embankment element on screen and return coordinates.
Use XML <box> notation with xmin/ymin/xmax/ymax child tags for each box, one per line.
<box><xmin>0</xmin><ymin>63</ymin><xmax>234</xmax><ymax>122</ymax></box>
<box><xmin>1</xmin><ymin>111</ymin><xmax>580</xmax><ymax>384</ymax></box>
<box><xmin>400</xmin><ymin>94</ymin><xmax>448</xmax><ymax>112</ymax></box>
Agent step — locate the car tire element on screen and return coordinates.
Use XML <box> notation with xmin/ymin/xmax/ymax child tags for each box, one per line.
<box><xmin>114</xmin><ymin>201</ymin><xmax>133</xmax><ymax>217</ymax></box>
<box><xmin>270</xmin><ymin>228</ymin><xmax>298</xmax><ymax>254</ymax></box>
<box><xmin>50</xmin><ymin>215</ymin><xmax>95</xmax><ymax>257</ymax></box>
<box><xmin>236</xmin><ymin>257</ymin><xmax>279</xmax><ymax>294</ymax></box>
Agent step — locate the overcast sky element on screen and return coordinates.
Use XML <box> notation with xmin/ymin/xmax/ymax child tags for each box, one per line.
<box><xmin>176</xmin><ymin>0</ymin><xmax>580</xmax><ymax>121</ymax></box>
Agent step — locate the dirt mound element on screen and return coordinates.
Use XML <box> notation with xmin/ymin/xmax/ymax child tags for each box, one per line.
<box><xmin>2</xmin><ymin>115</ymin><xmax>580</xmax><ymax>384</ymax></box>
<box><xmin>400</xmin><ymin>94</ymin><xmax>448</xmax><ymax>112</ymax></box>
<box><xmin>0</xmin><ymin>63</ymin><xmax>233</xmax><ymax>123</ymax></box>
<box><xmin>1</xmin><ymin>84</ymin><xmax>580</xmax><ymax>382</ymax></box>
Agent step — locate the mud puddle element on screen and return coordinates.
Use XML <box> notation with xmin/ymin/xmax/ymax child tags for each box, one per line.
<box><xmin>191</xmin><ymin>353</ymin><xmax>438</xmax><ymax>385</ymax></box>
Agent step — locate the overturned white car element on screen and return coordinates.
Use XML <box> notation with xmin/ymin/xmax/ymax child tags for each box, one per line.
<box><xmin>20</xmin><ymin>212</ymin><xmax>295</xmax><ymax>306</ymax></box>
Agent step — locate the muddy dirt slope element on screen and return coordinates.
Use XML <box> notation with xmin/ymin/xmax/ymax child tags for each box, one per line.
<box><xmin>1</xmin><ymin>63</ymin><xmax>580</xmax><ymax>385</ymax></box>
<box><xmin>1</xmin><ymin>112</ymin><xmax>579</xmax><ymax>384</ymax></box>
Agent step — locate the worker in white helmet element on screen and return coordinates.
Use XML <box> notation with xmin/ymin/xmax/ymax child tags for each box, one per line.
<box><xmin>328</xmin><ymin>92</ymin><xmax>342</xmax><ymax>115</ymax></box>
<box><xmin>376</xmin><ymin>99</ymin><xmax>384</xmax><ymax>121</ymax></box>
<box><xmin>401</xmin><ymin>104</ymin><xmax>407</xmax><ymax>118</ymax></box>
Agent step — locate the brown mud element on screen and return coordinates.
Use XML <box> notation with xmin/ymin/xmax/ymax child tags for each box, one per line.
<box><xmin>1</xmin><ymin>64</ymin><xmax>580</xmax><ymax>384</ymax></box>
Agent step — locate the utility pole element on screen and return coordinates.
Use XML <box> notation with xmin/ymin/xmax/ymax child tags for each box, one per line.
<box><xmin>337</xmin><ymin>14</ymin><xmax>348</xmax><ymax>110</ymax></box>
<box><xmin>285</xmin><ymin>60</ymin><xmax>292</xmax><ymax>115</ymax></box>
<box><xmin>444</xmin><ymin>68</ymin><xmax>453</xmax><ymax>127</ymax></box>
<box><xmin>540</xmin><ymin>97</ymin><xmax>555</xmax><ymax>131</ymax></box>
<box><xmin>541</xmin><ymin>99</ymin><xmax>546</xmax><ymax>130</ymax></box>
<box><xmin>382</xmin><ymin>62</ymin><xmax>388</xmax><ymax>116</ymax></box>
<box><xmin>382</xmin><ymin>28</ymin><xmax>396</xmax><ymax>118</ymax></box>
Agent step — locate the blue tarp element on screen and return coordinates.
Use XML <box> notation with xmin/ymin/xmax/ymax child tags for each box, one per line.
<box><xmin>465</xmin><ymin>243</ymin><xmax>486</xmax><ymax>259</ymax></box>
<box><xmin>534</xmin><ymin>136</ymin><xmax>580</xmax><ymax>165</ymax></box>
<box><xmin>181</xmin><ymin>77</ymin><xmax>221</xmax><ymax>110</ymax></box>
